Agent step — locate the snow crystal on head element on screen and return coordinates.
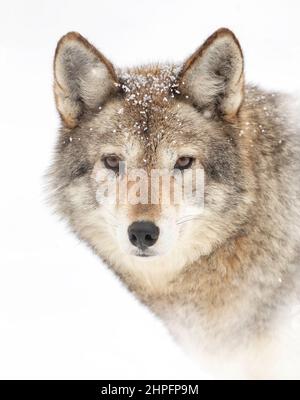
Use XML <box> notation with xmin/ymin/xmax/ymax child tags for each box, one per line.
<box><xmin>118</xmin><ymin>64</ymin><xmax>182</xmax><ymax>108</ymax></box>
<box><xmin>114</xmin><ymin>64</ymin><xmax>183</xmax><ymax>156</ymax></box>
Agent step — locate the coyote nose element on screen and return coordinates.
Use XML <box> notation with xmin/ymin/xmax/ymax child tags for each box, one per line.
<box><xmin>128</xmin><ymin>221</ymin><xmax>159</xmax><ymax>249</ymax></box>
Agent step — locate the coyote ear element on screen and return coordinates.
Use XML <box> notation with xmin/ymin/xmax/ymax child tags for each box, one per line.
<box><xmin>179</xmin><ymin>28</ymin><xmax>244</xmax><ymax>122</ymax></box>
<box><xmin>54</xmin><ymin>32</ymin><xmax>118</xmax><ymax>128</ymax></box>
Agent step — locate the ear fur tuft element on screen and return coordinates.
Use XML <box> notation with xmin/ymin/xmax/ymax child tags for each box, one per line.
<box><xmin>54</xmin><ymin>32</ymin><xmax>118</xmax><ymax>128</ymax></box>
<box><xmin>179</xmin><ymin>28</ymin><xmax>244</xmax><ymax>121</ymax></box>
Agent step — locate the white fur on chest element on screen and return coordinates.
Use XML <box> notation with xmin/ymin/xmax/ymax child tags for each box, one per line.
<box><xmin>161</xmin><ymin>300</ymin><xmax>300</xmax><ymax>379</ymax></box>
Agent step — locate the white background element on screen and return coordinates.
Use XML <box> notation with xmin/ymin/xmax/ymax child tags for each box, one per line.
<box><xmin>0</xmin><ymin>0</ymin><xmax>299</xmax><ymax>379</ymax></box>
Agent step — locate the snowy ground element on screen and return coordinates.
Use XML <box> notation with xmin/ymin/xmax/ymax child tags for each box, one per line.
<box><xmin>0</xmin><ymin>0</ymin><xmax>299</xmax><ymax>379</ymax></box>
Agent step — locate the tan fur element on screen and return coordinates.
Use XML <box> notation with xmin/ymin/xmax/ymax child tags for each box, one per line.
<box><xmin>48</xmin><ymin>29</ymin><xmax>300</xmax><ymax>379</ymax></box>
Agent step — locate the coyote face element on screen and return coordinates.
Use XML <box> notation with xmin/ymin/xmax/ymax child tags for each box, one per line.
<box><xmin>49</xmin><ymin>28</ymin><xmax>300</xmax><ymax>378</ymax></box>
<box><xmin>50</xmin><ymin>29</ymin><xmax>254</xmax><ymax>273</ymax></box>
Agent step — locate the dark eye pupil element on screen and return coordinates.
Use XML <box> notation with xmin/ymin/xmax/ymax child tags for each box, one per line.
<box><xmin>175</xmin><ymin>157</ymin><xmax>193</xmax><ymax>170</ymax></box>
<box><xmin>104</xmin><ymin>156</ymin><xmax>120</xmax><ymax>170</ymax></box>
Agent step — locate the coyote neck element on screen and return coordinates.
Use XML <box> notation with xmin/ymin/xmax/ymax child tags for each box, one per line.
<box><xmin>122</xmin><ymin>229</ymin><xmax>297</xmax><ymax>351</ymax></box>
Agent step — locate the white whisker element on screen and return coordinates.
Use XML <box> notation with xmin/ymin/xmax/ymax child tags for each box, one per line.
<box><xmin>176</xmin><ymin>215</ymin><xmax>203</xmax><ymax>225</ymax></box>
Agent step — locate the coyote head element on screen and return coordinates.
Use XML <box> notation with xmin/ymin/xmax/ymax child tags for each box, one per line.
<box><xmin>50</xmin><ymin>29</ymin><xmax>254</xmax><ymax>277</ymax></box>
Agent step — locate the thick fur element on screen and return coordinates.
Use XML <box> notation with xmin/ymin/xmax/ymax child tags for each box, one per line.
<box><xmin>48</xmin><ymin>29</ymin><xmax>300</xmax><ymax>379</ymax></box>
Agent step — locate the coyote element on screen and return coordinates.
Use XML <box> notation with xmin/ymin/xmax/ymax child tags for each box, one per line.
<box><xmin>49</xmin><ymin>28</ymin><xmax>300</xmax><ymax>379</ymax></box>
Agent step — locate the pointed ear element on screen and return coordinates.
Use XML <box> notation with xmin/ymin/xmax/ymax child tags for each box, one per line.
<box><xmin>54</xmin><ymin>32</ymin><xmax>118</xmax><ymax>128</ymax></box>
<box><xmin>179</xmin><ymin>28</ymin><xmax>244</xmax><ymax>122</ymax></box>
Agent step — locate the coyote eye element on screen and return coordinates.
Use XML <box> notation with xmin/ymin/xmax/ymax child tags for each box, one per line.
<box><xmin>103</xmin><ymin>155</ymin><xmax>121</xmax><ymax>172</ymax></box>
<box><xmin>174</xmin><ymin>157</ymin><xmax>194</xmax><ymax>170</ymax></box>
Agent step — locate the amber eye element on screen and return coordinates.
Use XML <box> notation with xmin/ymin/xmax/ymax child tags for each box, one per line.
<box><xmin>103</xmin><ymin>155</ymin><xmax>121</xmax><ymax>172</ymax></box>
<box><xmin>174</xmin><ymin>157</ymin><xmax>194</xmax><ymax>170</ymax></box>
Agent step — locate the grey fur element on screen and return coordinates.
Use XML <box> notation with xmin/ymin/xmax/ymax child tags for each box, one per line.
<box><xmin>48</xmin><ymin>29</ymin><xmax>300</xmax><ymax>378</ymax></box>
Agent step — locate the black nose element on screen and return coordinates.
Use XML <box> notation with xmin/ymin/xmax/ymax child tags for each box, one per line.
<box><xmin>128</xmin><ymin>221</ymin><xmax>160</xmax><ymax>249</ymax></box>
